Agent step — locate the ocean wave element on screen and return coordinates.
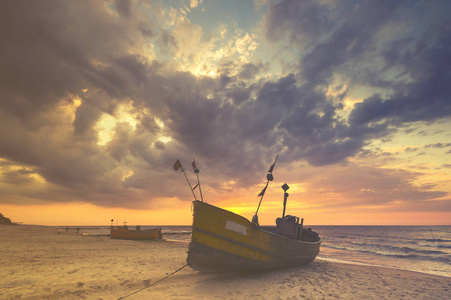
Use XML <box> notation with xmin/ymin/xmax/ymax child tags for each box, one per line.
<box><xmin>313</xmin><ymin>226</ymin><xmax>451</xmax><ymax>277</ymax></box>
<box><xmin>422</xmin><ymin>238</ymin><xmax>451</xmax><ymax>243</ymax></box>
<box><xmin>321</xmin><ymin>244</ymin><xmax>450</xmax><ymax>263</ymax></box>
<box><xmin>162</xmin><ymin>231</ymin><xmax>192</xmax><ymax>235</ymax></box>
<box><xmin>349</xmin><ymin>242</ymin><xmax>447</xmax><ymax>255</ymax></box>
<box><xmin>416</xmin><ymin>242</ymin><xmax>451</xmax><ymax>249</ymax></box>
<box><xmin>380</xmin><ymin>254</ymin><xmax>451</xmax><ymax>264</ymax></box>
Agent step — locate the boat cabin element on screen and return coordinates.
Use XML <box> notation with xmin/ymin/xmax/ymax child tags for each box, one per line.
<box><xmin>276</xmin><ymin>215</ymin><xmax>302</xmax><ymax>238</ymax></box>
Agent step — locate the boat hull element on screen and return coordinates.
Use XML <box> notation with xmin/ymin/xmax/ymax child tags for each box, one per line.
<box><xmin>187</xmin><ymin>200</ymin><xmax>321</xmax><ymax>271</ymax></box>
<box><xmin>110</xmin><ymin>226</ymin><xmax>162</xmax><ymax>240</ymax></box>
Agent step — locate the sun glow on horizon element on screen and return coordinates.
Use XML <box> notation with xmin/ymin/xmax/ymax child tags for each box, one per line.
<box><xmin>0</xmin><ymin>202</ymin><xmax>194</xmax><ymax>226</ymax></box>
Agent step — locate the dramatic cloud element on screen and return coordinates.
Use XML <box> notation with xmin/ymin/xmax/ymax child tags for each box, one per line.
<box><xmin>0</xmin><ymin>0</ymin><xmax>449</xmax><ymax>218</ymax></box>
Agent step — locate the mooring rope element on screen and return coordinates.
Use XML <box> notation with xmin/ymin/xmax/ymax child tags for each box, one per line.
<box><xmin>117</xmin><ymin>264</ymin><xmax>188</xmax><ymax>300</ymax></box>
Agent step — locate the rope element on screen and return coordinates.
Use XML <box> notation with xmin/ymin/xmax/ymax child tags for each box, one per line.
<box><xmin>117</xmin><ymin>264</ymin><xmax>188</xmax><ymax>300</ymax></box>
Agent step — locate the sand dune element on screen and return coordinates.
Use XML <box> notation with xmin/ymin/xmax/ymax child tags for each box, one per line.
<box><xmin>1</xmin><ymin>225</ymin><xmax>449</xmax><ymax>299</ymax></box>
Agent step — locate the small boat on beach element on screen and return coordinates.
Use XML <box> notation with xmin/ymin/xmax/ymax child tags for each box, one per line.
<box><xmin>174</xmin><ymin>156</ymin><xmax>321</xmax><ymax>271</ymax></box>
<box><xmin>110</xmin><ymin>224</ymin><xmax>162</xmax><ymax>240</ymax></box>
<box><xmin>187</xmin><ymin>199</ymin><xmax>320</xmax><ymax>271</ymax></box>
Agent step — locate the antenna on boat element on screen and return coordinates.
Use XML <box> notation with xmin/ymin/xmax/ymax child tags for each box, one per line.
<box><xmin>191</xmin><ymin>159</ymin><xmax>204</xmax><ymax>202</ymax></box>
<box><xmin>252</xmin><ymin>155</ymin><xmax>279</xmax><ymax>226</ymax></box>
<box><xmin>281</xmin><ymin>183</ymin><xmax>289</xmax><ymax>218</ymax></box>
<box><xmin>173</xmin><ymin>159</ymin><xmax>198</xmax><ymax>200</ymax></box>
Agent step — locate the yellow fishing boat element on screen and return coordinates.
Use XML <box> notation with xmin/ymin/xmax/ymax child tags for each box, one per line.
<box><xmin>174</xmin><ymin>156</ymin><xmax>321</xmax><ymax>271</ymax></box>
<box><xmin>110</xmin><ymin>226</ymin><xmax>162</xmax><ymax>240</ymax></box>
<box><xmin>187</xmin><ymin>199</ymin><xmax>320</xmax><ymax>271</ymax></box>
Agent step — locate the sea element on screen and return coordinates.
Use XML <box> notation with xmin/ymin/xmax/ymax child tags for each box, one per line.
<box><xmin>72</xmin><ymin>225</ymin><xmax>451</xmax><ymax>278</ymax></box>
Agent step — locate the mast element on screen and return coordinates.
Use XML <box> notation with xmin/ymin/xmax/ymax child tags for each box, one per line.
<box><xmin>252</xmin><ymin>155</ymin><xmax>279</xmax><ymax>226</ymax></box>
<box><xmin>173</xmin><ymin>159</ymin><xmax>198</xmax><ymax>200</ymax></box>
<box><xmin>192</xmin><ymin>159</ymin><xmax>204</xmax><ymax>202</ymax></box>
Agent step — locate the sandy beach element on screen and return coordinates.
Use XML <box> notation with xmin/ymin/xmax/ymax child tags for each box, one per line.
<box><xmin>1</xmin><ymin>225</ymin><xmax>449</xmax><ymax>300</ymax></box>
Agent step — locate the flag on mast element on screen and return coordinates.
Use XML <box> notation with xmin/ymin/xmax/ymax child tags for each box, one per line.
<box><xmin>253</xmin><ymin>155</ymin><xmax>279</xmax><ymax>222</ymax></box>
<box><xmin>192</xmin><ymin>158</ymin><xmax>204</xmax><ymax>202</ymax></box>
<box><xmin>268</xmin><ymin>163</ymin><xmax>275</xmax><ymax>173</ymax></box>
<box><xmin>258</xmin><ymin>185</ymin><xmax>267</xmax><ymax>197</ymax></box>
<box><xmin>173</xmin><ymin>159</ymin><xmax>182</xmax><ymax>171</ymax></box>
<box><xmin>268</xmin><ymin>154</ymin><xmax>279</xmax><ymax>173</ymax></box>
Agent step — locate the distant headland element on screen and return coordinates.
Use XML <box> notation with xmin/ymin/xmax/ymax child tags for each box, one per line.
<box><xmin>0</xmin><ymin>213</ymin><xmax>15</xmax><ymax>225</ymax></box>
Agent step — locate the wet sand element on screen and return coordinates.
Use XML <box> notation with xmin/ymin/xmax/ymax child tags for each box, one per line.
<box><xmin>1</xmin><ymin>225</ymin><xmax>449</xmax><ymax>299</ymax></box>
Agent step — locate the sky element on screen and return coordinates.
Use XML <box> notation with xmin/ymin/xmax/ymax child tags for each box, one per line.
<box><xmin>1</xmin><ymin>0</ymin><xmax>450</xmax><ymax>226</ymax></box>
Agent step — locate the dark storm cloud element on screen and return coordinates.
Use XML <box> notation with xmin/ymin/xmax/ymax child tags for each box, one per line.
<box><xmin>0</xmin><ymin>0</ymin><xmax>145</xmax><ymax>126</ymax></box>
<box><xmin>73</xmin><ymin>98</ymin><xmax>105</xmax><ymax>137</ymax></box>
<box><xmin>0</xmin><ymin>0</ymin><xmax>171</xmax><ymax>207</ymax></box>
<box><xmin>349</xmin><ymin>20</ymin><xmax>451</xmax><ymax>126</ymax></box>
<box><xmin>114</xmin><ymin>0</ymin><xmax>132</xmax><ymax>18</ymax></box>
<box><xmin>425</xmin><ymin>143</ymin><xmax>451</xmax><ymax>149</ymax></box>
<box><xmin>232</xmin><ymin>75</ymin><xmax>362</xmax><ymax>166</ymax></box>
<box><xmin>348</xmin><ymin>9</ymin><xmax>451</xmax><ymax>127</ymax></box>
<box><xmin>1</xmin><ymin>169</ymin><xmax>36</xmax><ymax>186</ymax></box>
<box><xmin>160</xmin><ymin>72</ymin><xmax>353</xmax><ymax>176</ymax></box>
<box><xmin>258</xmin><ymin>0</ymin><xmax>404</xmax><ymax>166</ymax></box>
<box><xmin>264</xmin><ymin>0</ymin><xmax>451</xmax><ymax>160</ymax></box>
<box><xmin>238</xmin><ymin>62</ymin><xmax>265</xmax><ymax>80</ymax></box>
<box><xmin>301</xmin><ymin>1</ymin><xmax>402</xmax><ymax>86</ymax></box>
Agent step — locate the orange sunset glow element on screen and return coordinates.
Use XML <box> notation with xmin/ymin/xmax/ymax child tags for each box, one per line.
<box><xmin>1</xmin><ymin>0</ymin><xmax>450</xmax><ymax>226</ymax></box>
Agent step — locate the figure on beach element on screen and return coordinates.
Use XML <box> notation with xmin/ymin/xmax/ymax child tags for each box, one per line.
<box><xmin>65</xmin><ymin>227</ymin><xmax>68</xmax><ymax>233</ymax></box>
<box><xmin>136</xmin><ymin>225</ymin><xmax>141</xmax><ymax>231</ymax></box>
<box><xmin>76</xmin><ymin>227</ymin><xmax>80</xmax><ymax>234</ymax></box>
